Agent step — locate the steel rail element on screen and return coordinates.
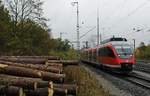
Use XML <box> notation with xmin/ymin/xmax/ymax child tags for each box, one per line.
<box><xmin>125</xmin><ymin>77</ymin><xmax>150</xmax><ymax>90</ymax></box>
<box><xmin>125</xmin><ymin>72</ymin><xmax>150</xmax><ymax>90</ymax></box>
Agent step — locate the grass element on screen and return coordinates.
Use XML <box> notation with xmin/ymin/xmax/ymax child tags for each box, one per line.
<box><xmin>64</xmin><ymin>65</ymin><xmax>111</xmax><ymax>96</ymax></box>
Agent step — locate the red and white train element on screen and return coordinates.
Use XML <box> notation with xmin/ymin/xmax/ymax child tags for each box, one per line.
<box><xmin>81</xmin><ymin>37</ymin><xmax>135</xmax><ymax>73</ymax></box>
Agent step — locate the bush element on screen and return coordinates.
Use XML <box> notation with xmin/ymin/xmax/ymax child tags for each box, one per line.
<box><xmin>135</xmin><ymin>45</ymin><xmax>150</xmax><ymax>60</ymax></box>
<box><xmin>49</xmin><ymin>49</ymin><xmax>78</xmax><ymax>60</ymax></box>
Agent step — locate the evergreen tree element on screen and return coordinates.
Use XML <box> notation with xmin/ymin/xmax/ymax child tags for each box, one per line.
<box><xmin>0</xmin><ymin>0</ymin><xmax>12</xmax><ymax>55</ymax></box>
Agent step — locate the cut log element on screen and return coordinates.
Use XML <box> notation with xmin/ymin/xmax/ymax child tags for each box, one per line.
<box><xmin>33</xmin><ymin>81</ymin><xmax>77</xmax><ymax>95</ymax></box>
<box><xmin>25</xmin><ymin>87</ymin><xmax>53</xmax><ymax>96</ymax></box>
<box><xmin>45</xmin><ymin>62</ymin><xmax>63</xmax><ymax>67</ymax></box>
<box><xmin>53</xmin><ymin>84</ymin><xmax>77</xmax><ymax>95</ymax></box>
<box><xmin>0</xmin><ymin>74</ymin><xmax>77</xmax><ymax>95</ymax></box>
<box><xmin>0</xmin><ymin>58</ymin><xmax>46</xmax><ymax>64</ymax></box>
<box><xmin>45</xmin><ymin>62</ymin><xmax>63</xmax><ymax>68</ymax></box>
<box><xmin>0</xmin><ymin>61</ymin><xmax>61</xmax><ymax>73</ymax></box>
<box><xmin>0</xmin><ymin>74</ymin><xmax>49</xmax><ymax>90</ymax></box>
<box><xmin>39</xmin><ymin>83</ymin><xmax>77</xmax><ymax>95</ymax></box>
<box><xmin>53</xmin><ymin>88</ymin><xmax>67</xmax><ymax>96</ymax></box>
<box><xmin>0</xmin><ymin>86</ymin><xmax>24</xmax><ymax>96</ymax></box>
<box><xmin>0</xmin><ymin>64</ymin><xmax>41</xmax><ymax>78</ymax></box>
<box><xmin>0</xmin><ymin>74</ymin><xmax>42</xmax><ymax>81</ymax></box>
<box><xmin>47</xmin><ymin>60</ymin><xmax>61</xmax><ymax>63</ymax></box>
<box><xmin>41</xmin><ymin>71</ymin><xmax>65</xmax><ymax>83</ymax></box>
<box><xmin>0</xmin><ymin>56</ymin><xmax>60</xmax><ymax>60</ymax></box>
<box><xmin>0</xmin><ymin>64</ymin><xmax>65</xmax><ymax>82</ymax></box>
<box><xmin>45</xmin><ymin>63</ymin><xmax>63</xmax><ymax>72</ymax></box>
<box><xmin>0</xmin><ymin>76</ymin><xmax>38</xmax><ymax>90</ymax></box>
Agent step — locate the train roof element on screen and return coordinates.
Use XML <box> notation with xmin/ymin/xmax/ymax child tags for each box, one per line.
<box><xmin>109</xmin><ymin>41</ymin><xmax>131</xmax><ymax>46</ymax></box>
<box><xmin>82</xmin><ymin>37</ymin><xmax>131</xmax><ymax>51</ymax></box>
<box><xmin>97</xmin><ymin>37</ymin><xmax>131</xmax><ymax>48</ymax></box>
<box><xmin>101</xmin><ymin>37</ymin><xmax>127</xmax><ymax>44</ymax></box>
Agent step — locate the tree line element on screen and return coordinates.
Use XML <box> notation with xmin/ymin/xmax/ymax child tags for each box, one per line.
<box><xmin>0</xmin><ymin>0</ymin><xmax>71</xmax><ymax>56</ymax></box>
<box><xmin>135</xmin><ymin>42</ymin><xmax>150</xmax><ymax>60</ymax></box>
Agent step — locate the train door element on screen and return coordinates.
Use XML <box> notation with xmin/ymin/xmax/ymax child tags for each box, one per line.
<box><xmin>93</xmin><ymin>49</ymin><xmax>96</xmax><ymax>62</ymax></box>
<box><xmin>89</xmin><ymin>50</ymin><xmax>92</xmax><ymax>61</ymax></box>
<box><xmin>103</xmin><ymin>47</ymin><xmax>116</xmax><ymax>65</ymax></box>
<box><xmin>87</xmin><ymin>50</ymin><xmax>90</xmax><ymax>61</ymax></box>
<box><xmin>98</xmin><ymin>47</ymin><xmax>103</xmax><ymax>63</ymax></box>
<box><xmin>96</xmin><ymin>48</ymin><xmax>100</xmax><ymax>63</ymax></box>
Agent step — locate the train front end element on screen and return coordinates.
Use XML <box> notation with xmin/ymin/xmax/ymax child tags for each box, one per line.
<box><xmin>113</xmin><ymin>44</ymin><xmax>135</xmax><ymax>73</ymax></box>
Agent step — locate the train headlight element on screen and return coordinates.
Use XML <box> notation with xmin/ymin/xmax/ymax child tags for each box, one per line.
<box><xmin>130</xmin><ymin>55</ymin><xmax>133</xmax><ymax>57</ymax></box>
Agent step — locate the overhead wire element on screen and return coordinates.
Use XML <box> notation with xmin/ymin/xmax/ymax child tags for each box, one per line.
<box><xmin>108</xmin><ymin>0</ymin><xmax>150</xmax><ymax>29</ymax></box>
<box><xmin>79</xmin><ymin>26</ymin><xmax>96</xmax><ymax>39</ymax></box>
<box><xmin>101</xmin><ymin>0</ymin><xmax>128</xmax><ymax>39</ymax></box>
<box><xmin>103</xmin><ymin>0</ymin><xmax>128</xmax><ymax>24</ymax></box>
<box><xmin>101</xmin><ymin>0</ymin><xmax>129</xmax><ymax>39</ymax></box>
<box><xmin>127</xmin><ymin>1</ymin><xmax>148</xmax><ymax>17</ymax></box>
<box><xmin>114</xmin><ymin>0</ymin><xmax>128</xmax><ymax>18</ymax></box>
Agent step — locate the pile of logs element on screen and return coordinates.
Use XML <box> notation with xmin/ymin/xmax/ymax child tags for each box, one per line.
<box><xmin>0</xmin><ymin>56</ymin><xmax>78</xmax><ymax>96</ymax></box>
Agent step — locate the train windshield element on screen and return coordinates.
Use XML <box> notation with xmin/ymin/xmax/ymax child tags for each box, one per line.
<box><xmin>114</xmin><ymin>45</ymin><xmax>133</xmax><ymax>58</ymax></box>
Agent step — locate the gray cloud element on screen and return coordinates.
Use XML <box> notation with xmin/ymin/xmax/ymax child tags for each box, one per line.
<box><xmin>43</xmin><ymin>0</ymin><xmax>150</xmax><ymax>48</ymax></box>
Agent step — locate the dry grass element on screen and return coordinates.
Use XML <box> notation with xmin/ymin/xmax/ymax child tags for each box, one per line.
<box><xmin>64</xmin><ymin>65</ymin><xmax>111</xmax><ymax>96</ymax></box>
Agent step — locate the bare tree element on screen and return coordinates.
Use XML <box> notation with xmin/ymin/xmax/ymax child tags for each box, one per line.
<box><xmin>6</xmin><ymin>0</ymin><xmax>48</xmax><ymax>33</ymax></box>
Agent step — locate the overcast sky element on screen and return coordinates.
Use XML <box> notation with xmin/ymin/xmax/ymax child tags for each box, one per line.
<box><xmin>43</xmin><ymin>0</ymin><xmax>150</xmax><ymax>48</ymax></box>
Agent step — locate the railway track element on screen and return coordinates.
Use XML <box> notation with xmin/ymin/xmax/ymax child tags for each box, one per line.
<box><xmin>81</xmin><ymin>60</ymin><xmax>150</xmax><ymax>90</ymax></box>
<box><xmin>134</xmin><ymin>66</ymin><xmax>150</xmax><ymax>74</ymax></box>
<box><xmin>134</xmin><ymin>62</ymin><xmax>150</xmax><ymax>74</ymax></box>
<box><xmin>137</xmin><ymin>60</ymin><xmax>150</xmax><ymax>64</ymax></box>
<box><xmin>125</xmin><ymin>72</ymin><xmax>150</xmax><ymax>90</ymax></box>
